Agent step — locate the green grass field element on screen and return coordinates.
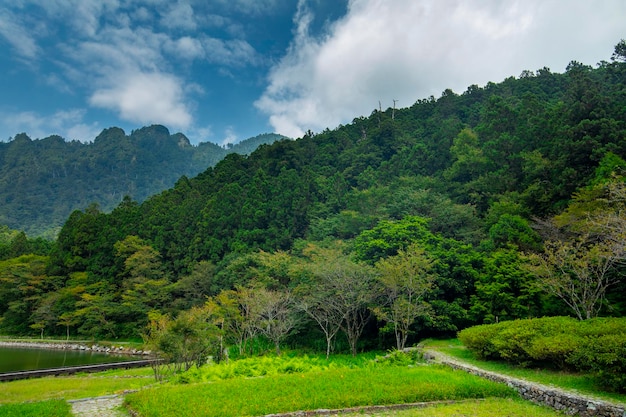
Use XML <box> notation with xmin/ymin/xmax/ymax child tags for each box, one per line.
<box><xmin>0</xmin><ymin>345</ymin><xmax>605</xmax><ymax>417</ymax></box>
<box><xmin>0</xmin><ymin>367</ymin><xmax>154</xmax><ymax>404</ymax></box>
<box><xmin>0</xmin><ymin>399</ymin><xmax>71</xmax><ymax>417</ymax></box>
<box><xmin>126</xmin><ymin>365</ymin><xmax>516</xmax><ymax>417</ymax></box>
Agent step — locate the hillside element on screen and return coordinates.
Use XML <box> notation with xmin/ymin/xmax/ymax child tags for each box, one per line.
<box><xmin>0</xmin><ymin>128</ymin><xmax>287</xmax><ymax>237</ymax></box>
<box><xmin>1</xmin><ymin>47</ymin><xmax>625</xmax><ymax>345</ymax></box>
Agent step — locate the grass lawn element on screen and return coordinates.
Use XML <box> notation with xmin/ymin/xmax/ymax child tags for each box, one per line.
<box><xmin>125</xmin><ymin>364</ymin><xmax>516</xmax><ymax>417</ymax></box>
<box><xmin>0</xmin><ymin>367</ymin><xmax>154</xmax><ymax>404</ymax></box>
<box><xmin>0</xmin><ymin>399</ymin><xmax>72</xmax><ymax>417</ymax></box>
<box><xmin>423</xmin><ymin>338</ymin><xmax>626</xmax><ymax>405</ymax></box>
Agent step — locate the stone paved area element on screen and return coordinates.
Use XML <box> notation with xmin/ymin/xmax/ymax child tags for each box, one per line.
<box><xmin>69</xmin><ymin>394</ymin><xmax>128</xmax><ymax>417</ymax></box>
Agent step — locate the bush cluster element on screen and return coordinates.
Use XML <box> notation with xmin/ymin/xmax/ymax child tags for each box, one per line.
<box><xmin>458</xmin><ymin>316</ymin><xmax>626</xmax><ymax>392</ymax></box>
<box><xmin>173</xmin><ymin>349</ymin><xmax>425</xmax><ymax>385</ymax></box>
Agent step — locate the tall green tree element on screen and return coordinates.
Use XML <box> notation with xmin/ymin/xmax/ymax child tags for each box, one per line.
<box><xmin>374</xmin><ymin>245</ymin><xmax>435</xmax><ymax>350</ymax></box>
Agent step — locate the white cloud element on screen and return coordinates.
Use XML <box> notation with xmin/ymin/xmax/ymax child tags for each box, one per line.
<box><xmin>161</xmin><ymin>1</ymin><xmax>197</xmax><ymax>31</ymax></box>
<box><xmin>0</xmin><ymin>9</ymin><xmax>40</xmax><ymax>59</ymax></box>
<box><xmin>201</xmin><ymin>37</ymin><xmax>258</xmax><ymax>67</ymax></box>
<box><xmin>212</xmin><ymin>0</ymin><xmax>281</xmax><ymax>16</ymax></box>
<box><xmin>0</xmin><ymin>109</ymin><xmax>101</xmax><ymax>142</ymax></box>
<box><xmin>89</xmin><ymin>72</ymin><xmax>193</xmax><ymax>130</ymax></box>
<box><xmin>2</xmin><ymin>0</ymin><xmax>267</xmax><ymax>141</ymax></box>
<box><xmin>166</xmin><ymin>36</ymin><xmax>205</xmax><ymax>60</ymax></box>
<box><xmin>220</xmin><ymin>127</ymin><xmax>238</xmax><ymax>147</ymax></box>
<box><xmin>256</xmin><ymin>0</ymin><xmax>626</xmax><ymax>138</ymax></box>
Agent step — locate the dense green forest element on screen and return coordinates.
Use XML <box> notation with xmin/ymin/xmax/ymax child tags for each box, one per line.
<box><xmin>1</xmin><ymin>43</ymin><xmax>625</xmax><ymax>355</ymax></box>
<box><xmin>0</xmin><ymin>128</ymin><xmax>286</xmax><ymax>237</ymax></box>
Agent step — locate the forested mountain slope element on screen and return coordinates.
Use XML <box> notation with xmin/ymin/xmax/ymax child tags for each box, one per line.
<box><xmin>1</xmin><ymin>48</ymin><xmax>625</xmax><ymax>344</ymax></box>
<box><xmin>0</xmin><ymin>127</ymin><xmax>286</xmax><ymax>237</ymax></box>
<box><xmin>65</xmin><ymin>60</ymin><xmax>624</xmax><ymax>272</ymax></box>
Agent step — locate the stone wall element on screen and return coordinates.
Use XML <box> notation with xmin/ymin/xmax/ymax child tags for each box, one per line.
<box><xmin>425</xmin><ymin>351</ymin><xmax>625</xmax><ymax>417</ymax></box>
<box><xmin>0</xmin><ymin>340</ymin><xmax>149</xmax><ymax>356</ymax></box>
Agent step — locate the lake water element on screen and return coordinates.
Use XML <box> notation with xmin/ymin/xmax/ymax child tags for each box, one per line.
<box><xmin>0</xmin><ymin>346</ymin><xmax>134</xmax><ymax>373</ymax></box>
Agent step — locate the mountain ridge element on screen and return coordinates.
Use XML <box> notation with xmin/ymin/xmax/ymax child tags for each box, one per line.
<box><xmin>0</xmin><ymin>127</ymin><xmax>288</xmax><ymax>237</ymax></box>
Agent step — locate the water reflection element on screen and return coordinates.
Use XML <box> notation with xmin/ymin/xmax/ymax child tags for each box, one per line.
<box><xmin>0</xmin><ymin>346</ymin><xmax>133</xmax><ymax>373</ymax></box>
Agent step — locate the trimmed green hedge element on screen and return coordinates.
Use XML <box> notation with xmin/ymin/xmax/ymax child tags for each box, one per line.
<box><xmin>458</xmin><ymin>317</ymin><xmax>626</xmax><ymax>392</ymax></box>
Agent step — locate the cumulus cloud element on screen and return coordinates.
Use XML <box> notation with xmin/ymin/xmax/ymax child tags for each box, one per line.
<box><xmin>161</xmin><ymin>1</ymin><xmax>197</xmax><ymax>31</ymax></box>
<box><xmin>0</xmin><ymin>109</ymin><xmax>101</xmax><ymax>142</ymax></box>
<box><xmin>256</xmin><ymin>0</ymin><xmax>626</xmax><ymax>138</ymax></box>
<box><xmin>90</xmin><ymin>72</ymin><xmax>193</xmax><ymax>130</ymax></box>
<box><xmin>1</xmin><ymin>0</ymin><xmax>264</xmax><ymax>141</ymax></box>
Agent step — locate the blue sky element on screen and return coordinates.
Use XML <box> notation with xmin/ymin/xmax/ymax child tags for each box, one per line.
<box><xmin>0</xmin><ymin>0</ymin><xmax>624</xmax><ymax>146</ymax></box>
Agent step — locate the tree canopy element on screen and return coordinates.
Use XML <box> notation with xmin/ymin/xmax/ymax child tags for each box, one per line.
<box><xmin>1</xmin><ymin>44</ymin><xmax>625</xmax><ymax>353</ymax></box>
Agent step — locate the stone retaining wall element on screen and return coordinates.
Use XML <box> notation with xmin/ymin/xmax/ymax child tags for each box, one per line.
<box><xmin>426</xmin><ymin>351</ymin><xmax>625</xmax><ymax>417</ymax></box>
<box><xmin>0</xmin><ymin>341</ymin><xmax>150</xmax><ymax>356</ymax></box>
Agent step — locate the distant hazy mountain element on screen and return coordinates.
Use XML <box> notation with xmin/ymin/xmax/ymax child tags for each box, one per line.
<box><xmin>0</xmin><ymin>125</ymin><xmax>288</xmax><ymax>237</ymax></box>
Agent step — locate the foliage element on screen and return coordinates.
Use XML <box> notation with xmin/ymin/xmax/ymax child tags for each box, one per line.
<box><xmin>2</xmin><ymin>44</ymin><xmax>626</xmax><ymax>350</ymax></box>
<box><xmin>374</xmin><ymin>245</ymin><xmax>435</xmax><ymax>350</ymax></box>
<box><xmin>174</xmin><ymin>353</ymin><xmax>343</xmax><ymax>384</ymax></box>
<box><xmin>125</xmin><ymin>362</ymin><xmax>515</xmax><ymax>417</ymax></box>
<box><xmin>0</xmin><ymin>400</ymin><xmax>71</xmax><ymax>417</ymax></box>
<box><xmin>296</xmin><ymin>244</ymin><xmax>378</xmax><ymax>357</ymax></box>
<box><xmin>0</xmin><ymin>129</ymin><xmax>286</xmax><ymax>237</ymax></box>
<box><xmin>524</xmin><ymin>177</ymin><xmax>626</xmax><ymax>320</ymax></box>
<box><xmin>142</xmin><ymin>308</ymin><xmax>222</xmax><ymax>381</ymax></box>
<box><xmin>569</xmin><ymin>333</ymin><xmax>626</xmax><ymax>392</ymax></box>
<box><xmin>425</xmin><ymin>338</ymin><xmax>626</xmax><ymax>405</ymax></box>
<box><xmin>373</xmin><ymin>348</ymin><xmax>425</xmax><ymax>366</ymax></box>
<box><xmin>458</xmin><ymin>317</ymin><xmax>626</xmax><ymax>392</ymax></box>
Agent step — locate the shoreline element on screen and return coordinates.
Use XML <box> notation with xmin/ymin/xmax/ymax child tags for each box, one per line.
<box><xmin>0</xmin><ymin>340</ymin><xmax>150</xmax><ymax>356</ymax></box>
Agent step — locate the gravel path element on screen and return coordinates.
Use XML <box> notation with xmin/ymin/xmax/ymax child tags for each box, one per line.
<box><xmin>69</xmin><ymin>394</ymin><xmax>128</xmax><ymax>417</ymax></box>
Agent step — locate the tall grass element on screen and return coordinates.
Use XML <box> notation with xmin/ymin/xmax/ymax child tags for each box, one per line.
<box><xmin>126</xmin><ymin>365</ymin><xmax>515</xmax><ymax>417</ymax></box>
<box><xmin>0</xmin><ymin>399</ymin><xmax>71</xmax><ymax>417</ymax></box>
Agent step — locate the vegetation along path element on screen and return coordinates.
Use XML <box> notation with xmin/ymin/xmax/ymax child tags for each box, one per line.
<box><xmin>423</xmin><ymin>349</ymin><xmax>625</xmax><ymax>417</ymax></box>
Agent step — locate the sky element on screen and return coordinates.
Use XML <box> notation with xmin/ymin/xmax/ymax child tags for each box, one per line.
<box><xmin>0</xmin><ymin>1</ymin><xmax>624</xmax><ymax>146</ymax></box>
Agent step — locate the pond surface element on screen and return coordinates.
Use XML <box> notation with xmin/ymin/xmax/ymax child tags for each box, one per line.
<box><xmin>0</xmin><ymin>346</ymin><xmax>133</xmax><ymax>373</ymax></box>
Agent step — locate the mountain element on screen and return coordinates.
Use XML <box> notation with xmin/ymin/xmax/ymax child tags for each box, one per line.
<box><xmin>2</xmin><ymin>53</ymin><xmax>626</xmax><ymax>341</ymax></box>
<box><xmin>0</xmin><ymin>127</ymin><xmax>287</xmax><ymax>237</ymax></box>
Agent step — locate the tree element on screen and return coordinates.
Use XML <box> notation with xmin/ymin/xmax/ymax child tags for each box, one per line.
<box><xmin>611</xmin><ymin>39</ymin><xmax>626</xmax><ymax>62</ymax></box>
<box><xmin>231</xmin><ymin>285</ymin><xmax>262</xmax><ymax>355</ymax></box>
<box><xmin>30</xmin><ymin>292</ymin><xmax>59</xmax><ymax>339</ymax></box>
<box><xmin>0</xmin><ymin>254</ymin><xmax>50</xmax><ymax>335</ymax></box>
<box><xmin>374</xmin><ymin>245</ymin><xmax>435</xmax><ymax>350</ymax></box>
<box><xmin>251</xmin><ymin>287</ymin><xmax>300</xmax><ymax>356</ymax></box>
<box><xmin>73</xmin><ymin>291</ymin><xmax>118</xmax><ymax>338</ymax></box>
<box><xmin>173</xmin><ymin>261</ymin><xmax>217</xmax><ymax>309</ymax></box>
<box><xmin>305</xmin><ymin>247</ymin><xmax>377</xmax><ymax>356</ymax></box>
<box><xmin>471</xmin><ymin>248</ymin><xmax>542</xmax><ymax>323</ymax></box>
<box><xmin>142</xmin><ymin>307</ymin><xmax>221</xmax><ymax>381</ymax></box>
<box><xmin>297</xmin><ymin>244</ymin><xmax>351</xmax><ymax>358</ymax></box>
<box><xmin>204</xmin><ymin>289</ymin><xmax>243</xmax><ymax>361</ymax></box>
<box><xmin>525</xmin><ymin>235</ymin><xmax>622</xmax><ymax>320</ymax></box>
<box><xmin>115</xmin><ymin>236</ymin><xmax>170</xmax><ymax>327</ymax></box>
<box><xmin>58</xmin><ymin>311</ymin><xmax>79</xmax><ymax>341</ymax></box>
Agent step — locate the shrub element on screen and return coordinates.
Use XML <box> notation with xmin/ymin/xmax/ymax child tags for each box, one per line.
<box><xmin>457</xmin><ymin>322</ymin><xmax>503</xmax><ymax>359</ymax></box>
<box><xmin>459</xmin><ymin>316</ymin><xmax>626</xmax><ymax>392</ymax></box>
<box><xmin>568</xmin><ymin>333</ymin><xmax>626</xmax><ymax>392</ymax></box>
<box><xmin>373</xmin><ymin>349</ymin><xmax>425</xmax><ymax>366</ymax></box>
<box><xmin>526</xmin><ymin>333</ymin><xmax>581</xmax><ymax>369</ymax></box>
